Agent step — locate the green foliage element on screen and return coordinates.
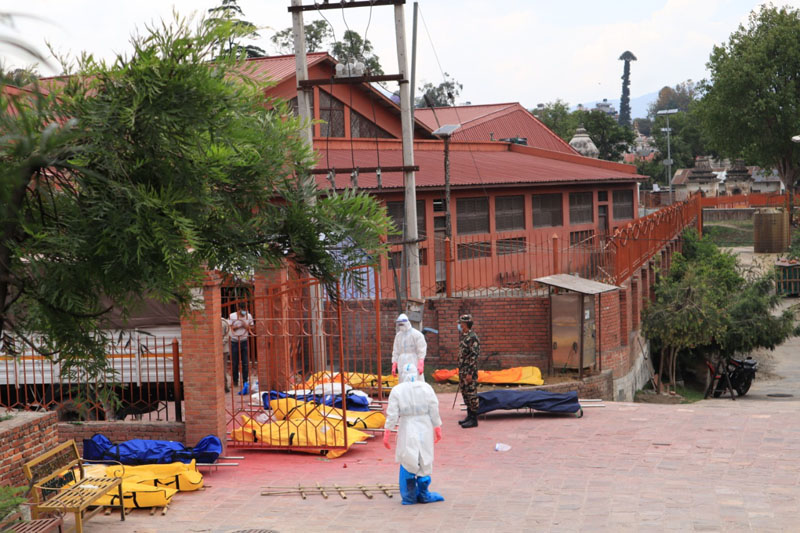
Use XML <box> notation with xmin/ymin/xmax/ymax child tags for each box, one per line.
<box><xmin>205</xmin><ymin>0</ymin><xmax>265</xmax><ymax>58</ymax></box>
<box><xmin>574</xmin><ymin>109</ymin><xmax>635</xmax><ymax>161</ymax></box>
<box><xmin>330</xmin><ymin>30</ymin><xmax>383</xmax><ymax>75</ymax></box>
<box><xmin>0</xmin><ymin>16</ymin><xmax>391</xmax><ymax>382</ymax></box>
<box><xmin>0</xmin><ymin>485</ymin><xmax>25</xmax><ymax>523</ymax></box>
<box><xmin>647</xmin><ymin>80</ymin><xmax>699</xmax><ymax>118</ymax></box>
<box><xmin>415</xmin><ymin>73</ymin><xmax>463</xmax><ymax>108</ymax></box>
<box><xmin>271</xmin><ymin>20</ymin><xmax>332</xmax><ymax>55</ymax></box>
<box><xmin>643</xmin><ymin>229</ymin><xmax>797</xmax><ymax>391</ymax></box>
<box><xmin>650</xmin><ymin>106</ymin><xmax>709</xmax><ymax>171</ymax></box>
<box><xmin>634</xmin><ymin>117</ymin><xmax>651</xmax><ymax>136</ymax></box>
<box><xmin>696</xmin><ymin>5</ymin><xmax>800</xmax><ymax>192</ymax></box>
<box><xmin>532</xmin><ymin>100</ymin><xmax>577</xmax><ymax>141</ymax></box>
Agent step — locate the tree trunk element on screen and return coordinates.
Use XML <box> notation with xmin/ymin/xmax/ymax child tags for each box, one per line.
<box><xmin>657</xmin><ymin>346</ymin><xmax>666</xmax><ymax>394</ymax></box>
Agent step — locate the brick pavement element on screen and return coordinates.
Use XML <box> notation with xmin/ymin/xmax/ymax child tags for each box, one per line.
<box><xmin>79</xmin><ymin>391</ymin><xmax>800</xmax><ymax>533</ymax></box>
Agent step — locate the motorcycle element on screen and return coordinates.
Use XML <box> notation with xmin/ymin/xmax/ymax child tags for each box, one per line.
<box><xmin>704</xmin><ymin>356</ymin><xmax>758</xmax><ymax>398</ymax></box>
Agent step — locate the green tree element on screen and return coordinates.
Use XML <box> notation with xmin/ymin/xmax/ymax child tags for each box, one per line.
<box><xmin>650</xmin><ymin>106</ymin><xmax>708</xmax><ymax>171</ymax></box>
<box><xmin>0</xmin><ymin>17</ymin><xmax>391</xmax><ymax>382</ymax></box>
<box><xmin>697</xmin><ymin>5</ymin><xmax>800</xmax><ymax>197</ymax></box>
<box><xmin>415</xmin><ymin>73</ymin><xmax>463</xmax><ymax>108</ymax></box>
<box><xmin>531</xmin><ymin>99</ymin><xmax>578</xmax><ymax>141</ymax></box>
<box><xmin>205</xmin><ymin>0</ymin><xmax>265</xmax><ymax>58</ymax></box>
<box><xmin>330</xmin><ymin>30</ymin><xmax>383</xmax><ymax>75</ymax></box>
<box><xmin>647</xmin><ymin>80</ymin><xmax>698</xmax><ymax>118</ymax></box>
<box><xmin>618</xmin><ymin>51</ymin><xmax>636</xmax><ymax>127</ymax></box>
<box><xmin>634</xmin><ymin>117</ymin><xmax>652</xmax><ymax>136</ymax></box>
<box><xmin>575</xmin><ymin>109</ymin><xmax>634</xmax><ymax>161</ymax></box>
<box><xmin>643</xmin><ymin>230</ymin><xmax>797</xmax><ymax>393</ymax></box>
<box><xmin>271</xmin><ymin>20</ymin><xmax>332</xmax><ymax>55</ymax></box>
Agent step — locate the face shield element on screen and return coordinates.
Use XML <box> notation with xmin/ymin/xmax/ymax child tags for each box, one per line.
<box><xmin>396</xmin><ymin>313</ymin><xmax>411</xmax><ymax>332</ymax></box>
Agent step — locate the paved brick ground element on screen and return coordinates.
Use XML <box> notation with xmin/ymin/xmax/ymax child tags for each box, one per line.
<box><xmin>81</xmin><ymin>390</ymin><xmax>800</xmax><ymax>533</ymax></box>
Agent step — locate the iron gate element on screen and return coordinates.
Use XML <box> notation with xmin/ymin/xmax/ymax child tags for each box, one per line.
<box><xmin>224</xmin><ymin>268</ymin><xmax>386</xmax><ymax>452</ymax></box>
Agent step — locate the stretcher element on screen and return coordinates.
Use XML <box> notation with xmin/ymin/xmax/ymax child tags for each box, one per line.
<box><xmin>271</xmin><ymin>397</ymin><xmax>386</xmax><ymax>429</ymax></box>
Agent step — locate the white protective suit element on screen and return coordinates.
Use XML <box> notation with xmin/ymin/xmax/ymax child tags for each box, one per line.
<box><xmin>392</xmin><ymin>314</ymin><xmax>427</xmax><ymax>381</ymax></box>
<box><xmin>384</xmin><ymin>363</ymin><xmax>442</xmax><ymax>477</ymax></box>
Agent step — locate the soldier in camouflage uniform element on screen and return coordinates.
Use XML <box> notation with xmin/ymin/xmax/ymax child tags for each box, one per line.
<box><xmin>457</xmin><ymin>314</ymin><xmax>480</xmax><ymax>429</ymax></box>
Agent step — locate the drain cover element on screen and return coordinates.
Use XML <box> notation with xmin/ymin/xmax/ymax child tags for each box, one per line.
<box><xmin>767</xmin><ymin>393</ymin><xmax>794</xmax><ymax>398</ymax></box>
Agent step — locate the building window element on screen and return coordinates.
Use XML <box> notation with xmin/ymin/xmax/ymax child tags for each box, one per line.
<box><xmin>613</xmin><ymin>190</ymin><xmax>634</xmax><ymax>220</ymax></box>
<box><xmin>456</xmin><ymin>197</ymin><xmax>489</xmax><ymax>235</ymax></box>
<box><xmin>319</xmin><ymin>91</ymin><xmax>345</xmax><ymax>137</ymax></box>
<box><xmin>457</xmin><ymin>241</ymin><xmax>491</xmax><ymax>260</ymax></box>
<box><xmin>569</xmin><ymin>229</ymin><xmax>595</xmax><ymax>246</ymax></box>
<box><xmin>598</xmin><ymin>191</ymin><xmax>608</xmax><ymax>202</ymax></box>
<box><xmin>495</xmin><ymin>195</ymin><xmax>525</xmax><ymax>232</ymax></box>
<box><xmin>389</xmin><ymin>247</ymin><xmax>428</xmax><ymax>269</ymax></box>
<box><xmin>386</xmin><ymin>200</ymin><xmax>426</xmax><ymax>242</ymax></box>
<box><xmin>532</xmin><ymin>193</ymin><xmax>563</xmax><ymax>228</ymax></box>
<box><xmin>497</xmin><ymin>237</ymin><xmax>526</xmax><ymax>255</ymax></box>
<box><xmin>350</xmin><ymin>109</ymin><xmax>393</xmax><ymax>139</ymax></box>
<box><xmin>288</xmin><ymin>94</ymin><xmax>315</xmax><ymax>117</ymax></box>
<box><xmin>569</xmin><ymin>192</ymin><xmax>593</xmax><ymax>225</ymax></box>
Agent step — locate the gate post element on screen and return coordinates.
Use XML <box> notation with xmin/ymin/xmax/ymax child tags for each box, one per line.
<box><xmin>180</xmin><ymin>271</ymin><xmax>226</xmax><ymax>453</ymax></box>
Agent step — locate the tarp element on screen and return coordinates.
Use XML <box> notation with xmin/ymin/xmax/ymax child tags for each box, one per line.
<box><xmin>262</xmin><ymin>389</ymin><xmax>372</xmax><ymax>411</ymax></box>
<box><xmin>475</xmin><ymin>389</ymin><xmax>581</xmax><ymax>416</ymax></box>
<box><xmin>230</xmin><ymin>403</ymin><xmax>370</xmax><ymax>458</ymax></box>
<box><xmin>83</xmin><ymin>434</ymin><xmax>222</xmax><ymax>465</ymax></box>
<box><xmin>271</xmin><ymin>397</ymin><xmax>386</xmax><ymax>429</ymax></box>
<box><xmin>432</xmin><ymin>366</ymin><xmax>544</xmax><ymax>386</ymax></box>
<box><xmin>304</xmin><ymin>371</ymin><xmax>398</xmax><ymax>389</ymax></box>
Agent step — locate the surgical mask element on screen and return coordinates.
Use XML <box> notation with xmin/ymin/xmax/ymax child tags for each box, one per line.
<box><xmin>457</xmin><ymin>323</ymin><xmax>462</xmax><ymax>333</ymax></box>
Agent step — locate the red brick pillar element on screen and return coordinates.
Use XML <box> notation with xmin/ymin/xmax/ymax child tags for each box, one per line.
<box><xmin>618</xmin><ymin>284</ymin><xmax>629</xmax><ymax>346</ymax></box>
<box><xmin>631</xmin><ymin>276</ymin><xmax>640</xmax><ymax>330</ymax></box>
<box><xmin>180</xmin><ymin>271</ymin><xmax>226</xmax><ymax>453</ymax></box>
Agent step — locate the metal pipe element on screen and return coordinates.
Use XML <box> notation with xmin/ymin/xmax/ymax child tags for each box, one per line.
<box><xmin>172</xmin><ymin>339</ymin><xmax>182</xmax><ymax>422</ymax></box>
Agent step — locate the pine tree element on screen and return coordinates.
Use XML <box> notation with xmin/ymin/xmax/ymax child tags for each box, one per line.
<box><xmin>618</xmin><ymin>51</ymin><xmax>637</xmax><ymax>127</ymax></box>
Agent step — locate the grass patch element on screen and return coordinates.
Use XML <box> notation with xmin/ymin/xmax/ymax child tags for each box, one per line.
<box><xmin>703</xmin><ymin>222</ymin><xmax>754</xmax><ymax>247</ymax></box>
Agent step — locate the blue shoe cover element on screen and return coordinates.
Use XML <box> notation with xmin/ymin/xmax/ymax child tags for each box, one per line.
<box><xmin>416</xmin><ymin>476</ymin><xmax>444</xmax><ymax>503</ymax></box>
<box><xmin>238</xmin><ymin>382</ymin><xmax>249</xmax><ymax>395</ymax></box>
<box><xmin>399</xmin><ymin>466</ymin><xmax>418</xmax><ymax>505</ymax></box>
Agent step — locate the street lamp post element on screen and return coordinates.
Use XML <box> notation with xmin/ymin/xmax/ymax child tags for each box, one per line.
<box><xmin>657</xmin><ymin>109</ymin><xmax>678</xmax><ymax>205</ymax></box>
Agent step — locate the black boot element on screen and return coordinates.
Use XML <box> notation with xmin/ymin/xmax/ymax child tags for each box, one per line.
<box><xmin>460</xmin><ymin>409</ymin><xmax>478</xmax><ymax>429</ymax></box>
<box><xmin>458</xmin><ymin>411</ymin><xmax>470</xmax><ymax>426</ymax></box>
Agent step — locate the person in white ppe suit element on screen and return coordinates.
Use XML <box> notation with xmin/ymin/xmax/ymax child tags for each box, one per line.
<box><xmin>392</xmin><ymin>313</ymin><xmax>427</xmax><ymax>380</ymax></box>
<box><xmin>383</xmin><ymin>363</ymin><xmax>444</xmax><ymax>505</ymax></box>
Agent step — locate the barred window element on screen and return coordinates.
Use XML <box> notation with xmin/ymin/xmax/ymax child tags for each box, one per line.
<box><xmin>569</xmin><ymin>229</ymin><xmax>595</xmax><ymax>246</ymax></box>
<box><xmin>613</xmin><ymin>190</ymin><xmax>634</xmax><ymax>220</ymax></box>
<box><xmin>456</xmin><ymin>197</ymin><xmax>489</xmax><ymax>235</ymax></box>
<box><xmin>497</xmin><ymin>237</ymin><xmax>526</xmax><ymax>255</ymax></box>
<box><xmin>319</xmin><ymin>91</ymin><xmax>344</xmax><ymax>137</ymax></box>
<box><xmin>532</xmin><ymin>193</ymin><xmax>563</xmax><ymax>228</ymax></box>
<box><xmin>389</xmin><ymin>247</ymin><xmax>428</xmax><ymax>269</ymax></box>
<box><xmin>457</xmin><ymin>241</ymin><xmax>491</xmax><ymax>260</ymax></box>
<box><xmin>569</xmin><ymin>192</ymin><xmax>594</xmax><ymax>225</ymax></box>
<box><xmin>386</xmin><ymin>200</ymin><xmax>426</xmax><ymax>242</ymax></box>
<box><xmin>495</xmin><ymin>195</ymin><xmax>525</xmax><ymax>232</ymax></box>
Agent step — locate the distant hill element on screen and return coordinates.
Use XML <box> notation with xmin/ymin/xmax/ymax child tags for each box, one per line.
<box><xmin>576</xmin><ymin>91</ymin><xmax>658</xmax><ymax>121</ymax></box>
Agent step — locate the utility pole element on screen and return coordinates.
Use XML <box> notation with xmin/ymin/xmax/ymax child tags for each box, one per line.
<box><xmin>394</xmin><ymin>3</ymin><xmax>422</xmax><ymax>308</ymax></box>
<box><xmin>657</xmin><ymin>108</ymin><xmax>678</xmax><ymax>205</ymax></box>
<box><xmin>291</xmin><ymin>0</ymin><xmax>326</xmax><ymax>371</ymax></box>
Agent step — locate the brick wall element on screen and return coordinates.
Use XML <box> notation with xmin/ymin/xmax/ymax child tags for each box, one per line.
<box><xmin>0</xmin><ymin>411</ymin><xmax>58</xmax><ymax>487</ymax></box>
<box><xmin>538</xmin><ymin>370</ymin><xmax>613</xmax><ymax>400</ymax></box>
<box><xmin>58</xmin><ymin>421</ymin><xmax>185</xmax><ymax>454</ymax></box>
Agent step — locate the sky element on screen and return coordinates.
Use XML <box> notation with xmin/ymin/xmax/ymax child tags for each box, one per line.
<box><xmin>3</xmin><ymin>0</ymin><xmax>797</xmax><ymax>113</ymax></box>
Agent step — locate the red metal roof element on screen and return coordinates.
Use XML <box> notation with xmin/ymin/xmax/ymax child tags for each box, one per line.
<box><xmin>414</xmin><ymin>103</ymin><xmax>577</xmax><ymax>155</ymax></box>
<box><xmin>239</xmin><ymin>52</ymin><xmax>330</xmax><ymax>84</ymax></box>
<box><xmin>313</xmin><ymin>140</ymin><xmax>644</xmax><ymax>190</ymax></box>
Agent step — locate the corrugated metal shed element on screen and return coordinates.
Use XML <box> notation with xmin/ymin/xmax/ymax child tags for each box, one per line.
<box><xmin>533</xmin><ymin>274</ymin><xmax>618</xmax><ymax>295</ymax></box>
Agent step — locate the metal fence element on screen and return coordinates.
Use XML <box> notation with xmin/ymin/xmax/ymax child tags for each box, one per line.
<box><xmin>0</xmin><ymin>333</ymin><xmax>182</xmax><ymax>422</ymax></box>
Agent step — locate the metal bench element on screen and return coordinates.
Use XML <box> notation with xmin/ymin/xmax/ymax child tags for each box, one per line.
<box><xmin>23</xmin><ymin>440</ymin><xmax>124</xmax><ymax>533</ymax></box>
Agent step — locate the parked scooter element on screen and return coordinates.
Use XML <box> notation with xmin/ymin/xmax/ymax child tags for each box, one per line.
<box><xmin>705</xmin><ymin>356</ymin><xmax>758</xmax><ymax>399</ymax></box>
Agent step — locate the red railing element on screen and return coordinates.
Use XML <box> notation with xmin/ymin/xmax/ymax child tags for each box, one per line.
<box><xmin>699</xmin><ymin>192</ymin><xmax>796</xmax><ymax>209</ymax></box>
<box><xmin>0</xmin><ymin>334</ymin><xmax>182</xmax><ymax>422</ymax></box>
<box><xmin>607</xmin><ymin>193</ymin><xmax>702</xmax><ymax>284</ymax></box>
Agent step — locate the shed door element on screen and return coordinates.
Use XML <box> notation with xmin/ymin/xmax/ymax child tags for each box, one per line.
<box><xmin>551</xmin><ymin>293</ymin><xmax>581</xmax><ymax>371</ymax></box>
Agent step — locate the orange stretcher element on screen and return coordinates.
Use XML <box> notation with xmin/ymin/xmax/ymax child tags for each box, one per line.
<box><xmin>432</xmin><ymin>366</ymin><xmax>544</xmax><ymax>386</ymax></box>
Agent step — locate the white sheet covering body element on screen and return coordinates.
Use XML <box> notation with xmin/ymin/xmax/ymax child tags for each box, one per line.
<box><xmin>384</xmin><ymin>364</ymin><xmax>442</xmax><ymax>476</ymax></box>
